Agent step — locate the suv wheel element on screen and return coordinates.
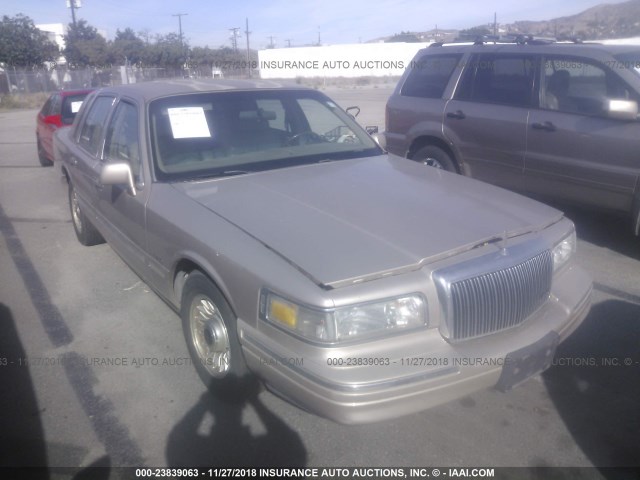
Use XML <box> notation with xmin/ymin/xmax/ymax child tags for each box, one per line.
<box><xmin>412</xmin><ymin>146</ymin><xmax>456</xmax><ymax>172</ymax></box>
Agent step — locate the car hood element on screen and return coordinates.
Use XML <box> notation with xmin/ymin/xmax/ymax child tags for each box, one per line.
<box><xmin>172</xmin><ymin>155</ymin><xmax>563</xmax><ymax>288</ymax></box>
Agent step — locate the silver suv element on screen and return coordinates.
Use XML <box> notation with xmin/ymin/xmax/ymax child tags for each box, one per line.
<box><xmin>385</xmin><ymin>40</ymin><xmax>640</xmax><ymax>233</ymax></box>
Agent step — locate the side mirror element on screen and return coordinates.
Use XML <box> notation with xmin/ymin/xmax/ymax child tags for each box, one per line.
<box><xmin>100</xmin><ymin>162</ymin><xmax>137</xmax><ymax>196</ymax></box>
<box><xmin>346</xmin><ymin>106</ymin><xmax>360</xmax><ymax>118</ymax></box>
<box><xmin>605</xmin><ymin>99</ymin><xmax>638</xmax><ymax>121</ymax></box>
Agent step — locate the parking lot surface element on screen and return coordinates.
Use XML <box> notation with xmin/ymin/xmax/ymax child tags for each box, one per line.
<box><xmin>0</xmin><ymin>87</ymin><xmax>639</xmax><ymax>474</ymax></box>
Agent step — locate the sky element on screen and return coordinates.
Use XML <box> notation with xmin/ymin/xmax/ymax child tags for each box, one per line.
<box><xmin>2</xmin><ymin>0</ymin><xmax>631</xmax><ymax>49</ymax></box>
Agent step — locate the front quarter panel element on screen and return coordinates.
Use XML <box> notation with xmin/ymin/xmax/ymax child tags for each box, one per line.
<box><xmin>143</xmin><ymin>183</ymin><xmax>332</xmax><ymax>326</ymax></box>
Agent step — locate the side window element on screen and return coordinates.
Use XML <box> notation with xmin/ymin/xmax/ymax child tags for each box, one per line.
<box><xmin>456</xmin><ymin>54</ymin><xmax>536</xmax><ymax>107</ymax></box>
<box><xmin>78</xmin><ymin>96</ymin><xmax>115</xmax><ymax>156</ymax></box>
<box><xmin>296</xmin><ymin>98</ymin><xmax>361</xmax><ymax>143</ymax></box>
<box><xmin>401</xmin><ymin>54</ymin><xmax>462</xmax><ymax>98</ymax></box>
<box><xmin>542</xmin><ymin>57</ymin><xmax>635</xmax><ymax>115</ymax></box>
<box><xmin>104</xmin><ymin>101</ymin><xmax>141</xmax><ymax>182</ymax></box>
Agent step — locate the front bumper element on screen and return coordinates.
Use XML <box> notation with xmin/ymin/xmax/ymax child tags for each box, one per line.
<box><xmin>239</xmin><ymin>264</ymin><xmax>591</xmax><ymax>424</ymax></box>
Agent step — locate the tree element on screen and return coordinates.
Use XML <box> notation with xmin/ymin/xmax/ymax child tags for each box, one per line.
<box><xmin>386</xmin><ymin>31</ymin><xmax>421</xmax><ymax>43</ymax></box>
<box><xmin>457</xmin><ymin>26</ymin><xmax>492</xmax><ymax>40</ymax></box>
<box><xmin>109</xmin><ymin>28</ymin><xmax>145</xmax><ymax>65</ymax></box>
<box><xmin>142</xmin><ymin>33</ymin><xmax>187</xmax><ymax>70</ymax></box>
<box><xmin>64</xmin><ymin>20</ymin><xmax>109</xmax><ymax>67</ymax></box>
<box><xmin>0</xmin><ymin>14</ymin><xmax>59</xmax><ymax>67</ymax></box>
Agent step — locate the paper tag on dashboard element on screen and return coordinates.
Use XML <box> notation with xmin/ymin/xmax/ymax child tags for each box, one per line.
<box><xmin>167</xmin><ymin>107</ymin><xmax>211</xmax><ymax>139</ymax></box>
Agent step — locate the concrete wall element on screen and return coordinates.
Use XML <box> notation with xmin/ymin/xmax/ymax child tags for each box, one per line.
<box><xmin>258</xmin><ymin>42</ymin><xmax>430</xmax><ymax>79</ymax></box>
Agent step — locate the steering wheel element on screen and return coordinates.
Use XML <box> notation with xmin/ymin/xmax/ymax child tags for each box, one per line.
<box><xmin>286</xmin><ymin>131</ymin><xmax>326</xmax><ymax>146</ymax></box>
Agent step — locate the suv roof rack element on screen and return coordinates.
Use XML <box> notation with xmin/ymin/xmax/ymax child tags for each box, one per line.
<box><xmin>428</xmin><ymin>35</ymin><xmax>591</xmax><ymax>47</ymax></box>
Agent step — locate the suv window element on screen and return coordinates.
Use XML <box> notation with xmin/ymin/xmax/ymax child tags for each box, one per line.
<box><xmin>401</xmin><ymin>54</ymin><xmax>462</xmax><ymax>98</ymax></box>
<box><xmin>456</xmin><ymin>54</ymin><xmax>536</xmax><ymax>107</ymax></box>
<box><xmin>542</xmin><ymin>56</ymin><xmax>635</xmax><ymax>115</ymax></box>
<box><xmin>104</xmin><ymin>101</ymin><xmax>141</xmax><ymax>181</ymax></box>
<box><xmin>78</xmin><ymin>96</ymin><xmax>115</xmax><ymax>156</ymax></box>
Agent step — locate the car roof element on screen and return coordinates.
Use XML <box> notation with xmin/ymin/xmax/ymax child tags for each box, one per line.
<box><xmin>58</xmin><ymin>88</ymin><xmax>94</xmax><ymax>97</ymax></box>
<box><xmin>93</xmin><ymin>79</ymin><xmax>312</xmax><ymax>103</ymax></box>
<box><xmin>417</xmin><ymin>42</ymin><xmax>640</xmax><ymax>56</ymax></box>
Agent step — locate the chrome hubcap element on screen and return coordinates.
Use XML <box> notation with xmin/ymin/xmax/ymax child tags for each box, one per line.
<box><xmin>71</xmin><ymin>189</ymin><xmax>83</xmax><ymax>233</ymax></box>
<box><xmin>421</xmin><ymin>157</ymin><xmax>443</xmax><ymax>169</ymax></box>
<box><xmin>190</xmin><ymin>295</ymin><xmax>230</xmax><ymax>378</ymax></box>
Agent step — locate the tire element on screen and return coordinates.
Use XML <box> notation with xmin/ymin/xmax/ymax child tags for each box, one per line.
<box><xmin>37</xmin><ymin>138</ymin><xmax>53</xmax><ymax>167</ymax></box>
<box><xmin>411</xmin><ymin>145</ymin><xmax>457</xmax><ymax>172</ymax></box>
<box><xmin>68</xmin><ymin>182</ymin><xmax>104</xmax><ymax>246</ymax></box>
<box><xmin>181</xmin><ymin>271</ymin><xmax>252</xmax><ymax>397</ymax></box>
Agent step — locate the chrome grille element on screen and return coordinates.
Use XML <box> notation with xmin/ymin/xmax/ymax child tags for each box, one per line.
<box><xmin>435</xmin><ymin>248</ymin><xmax>553</xmax><ymax>342</ymax></box>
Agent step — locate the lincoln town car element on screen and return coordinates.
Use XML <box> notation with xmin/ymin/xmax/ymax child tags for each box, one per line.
<box><xmin>54</xmin><ymin>80</ymin><xmax>592</xmax><ymax>424</ymax></box>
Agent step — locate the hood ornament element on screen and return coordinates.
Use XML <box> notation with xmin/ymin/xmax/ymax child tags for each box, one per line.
<box><xmin>499</xmin><ymin>230</ymin><xmax>509</xmax><ymax>256</ymax></box>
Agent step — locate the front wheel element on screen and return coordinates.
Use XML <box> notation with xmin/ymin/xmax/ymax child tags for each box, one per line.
<box><xmin>411</xmin><ymin>145</ymin><xmax>456</xmax><ymax>172</ymax></box>
<box><xmin>181</xmin><ymin>271</ymin><xmax>251</xmax><ymax>395</ymax></box>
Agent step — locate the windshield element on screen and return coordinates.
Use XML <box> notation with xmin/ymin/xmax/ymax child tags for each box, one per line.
<box><xmin>612</xmin><ymin>52</ymin><xmax>640</xmax><ymax>77</ymax></box>
<box><xmin>148</xmin><ymin>89</ymin><xmax>383</xmax><ymax>181</ymax></box>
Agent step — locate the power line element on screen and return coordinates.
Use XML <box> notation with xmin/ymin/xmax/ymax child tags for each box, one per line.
<box><xmin>229</xmin><ymin>27</ymin><xmax>240</xmax><ymax>52</ymax></box>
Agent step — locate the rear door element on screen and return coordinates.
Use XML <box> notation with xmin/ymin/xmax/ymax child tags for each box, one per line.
<box><xmin>444</xmin><ymin>52</ymin><xmax>537</xmax><ymax>191</ymax></box>
<box><xmin>70</xmin><ymin>95</ymin><xmax>116</xmax><ymax>222</ymax></box>
<box><xmin>524</xmin><ymin>55</ymin><xmax>640</xmax><ymax>212</ymax></box>
<box><xmin>385</xmin><ymin>52</ymin><xmax>463</xmax><ymax>157</ymax></box>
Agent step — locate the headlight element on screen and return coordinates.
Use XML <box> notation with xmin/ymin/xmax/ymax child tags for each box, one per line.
<box><xmin>262</xmin><ymin>291</ymin><xmax>427</xmax><ymax>343</ymax></box>
<box><xmin>552</xmin><ymin>228</ymin><xmax>576</xmax><ymax>272</ymax></box>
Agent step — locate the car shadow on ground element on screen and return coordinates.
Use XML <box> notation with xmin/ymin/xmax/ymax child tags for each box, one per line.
<box><xmin>0</xmin><ymin>303</ymin><xmax>49</xmax><ymax>477</ymax></box>
<box><xmin>543</xmin><ymin>299</ymin><xmax>640</xmax><ymax>473</ymax></box>
<box><xmin>165</xmin><ymin>377</ymin><xmax>307</xmax><ymax>467</ymax></box>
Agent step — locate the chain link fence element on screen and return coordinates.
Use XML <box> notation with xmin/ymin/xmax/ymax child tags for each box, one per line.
<box><xmin>0</xmin><ymin>64</ymin><xmax>248</xmax><ymax>95</ymax></box>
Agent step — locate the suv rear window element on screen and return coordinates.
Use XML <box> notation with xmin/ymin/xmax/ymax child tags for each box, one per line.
<box><xmin>401</xmin><ymin>54</ymin><xmax>462</xmax><ymax>99</ymax></box>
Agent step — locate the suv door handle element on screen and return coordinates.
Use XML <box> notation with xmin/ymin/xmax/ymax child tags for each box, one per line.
<box><xmin>532</xmin><ymin>121</ymin><xmax>556</xmax><ymax>132</ymax></box>
<box><xmin>446</xmin><ymin>110</ymin><xmax>466</xmax><ymax>120</ymax></box>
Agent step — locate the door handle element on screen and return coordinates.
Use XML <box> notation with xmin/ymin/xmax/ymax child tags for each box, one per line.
<box><xmin>531</xmin><ymin>121</ymin><xmax>556</xmax><ymax>132</ymax></box>
<box><xmin>446</xmin><ymin>110</ymin><xmax>466</xmax><ymax>120</ymax></box>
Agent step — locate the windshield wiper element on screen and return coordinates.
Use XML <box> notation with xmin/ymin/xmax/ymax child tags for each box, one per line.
<box><xmin>185</xmin><ymin>170</ymin><xmax>252</xmax><ymax>181</ymax></box>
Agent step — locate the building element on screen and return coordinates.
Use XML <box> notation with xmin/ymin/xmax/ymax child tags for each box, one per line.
<box><xmin>258</xmin><ymin>42</ymin><xmax>431</xmax><ymax>79</ymax></box>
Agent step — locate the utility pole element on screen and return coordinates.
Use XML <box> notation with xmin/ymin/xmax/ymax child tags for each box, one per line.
<box><xmin>66</xmin><ymin>0</ymin><xmax>80</xmax><ymax>27</ymax></box>
<box><xmin>245</xmin><ymin>18</ymin><xmax>251</xmax><ymax>78</ymax></box>
<box><xmin>493</xmin><ymin>12</ymin><xmax>497</xmax><ymax>36</ymax></box>
<box><xmin>267</xmin><ymin>36</ymin><xmax>275</xmax><ymax>49</ymax></box>
<box><xmin>173</xmin><ymin>13</ymin><xmax>188</xmax><ymax>69</ymax></box>
<box><xmin>285</xmin><ymin>39</ymin><xmax>292</xmax><ymax>48</ymax></box>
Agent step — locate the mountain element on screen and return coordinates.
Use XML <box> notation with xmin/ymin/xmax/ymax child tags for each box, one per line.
<box><xmin>504</xmin><ymin>0</ymin><xmax>640</xmax><ymax>40</ymax></box>
<box><xmin>373</xmin><ymin>0</ymin><xmax>640</xmax><ymax>43</ymax></box>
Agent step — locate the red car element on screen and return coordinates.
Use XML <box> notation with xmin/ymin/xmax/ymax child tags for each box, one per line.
<box><xmin>36</xmin><ymin>89</ymin><xmax>93</xmax><ymax>166</ymax></box>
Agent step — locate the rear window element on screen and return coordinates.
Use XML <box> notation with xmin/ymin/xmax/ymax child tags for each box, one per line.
<box><xmin>61</xmin><ymin>94</ymin><xmax>90</xmax><ymax>125</ymax></box>
<box><xmin>401</xmin><ymin>54</ymin><xmax>462</xmax><ymax>99</ymax></box>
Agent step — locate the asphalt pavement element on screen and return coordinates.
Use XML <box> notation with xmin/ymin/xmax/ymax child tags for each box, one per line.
<box><xmin>0</xmin><ymin>88</ymin><xmax>639</xmax><ymax>476</ymax></box>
